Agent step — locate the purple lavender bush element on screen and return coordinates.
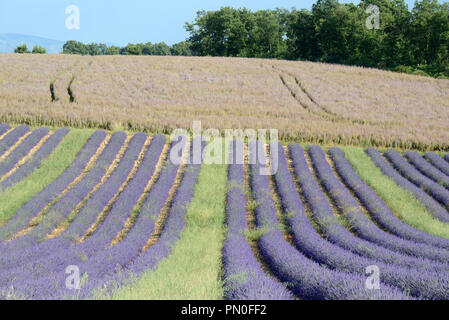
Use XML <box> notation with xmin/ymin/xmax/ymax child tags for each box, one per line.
<box><xmin>424</xmin><ymin>152</ymin><xmax>449</xmax><ymax>177</ymax></box>
<box><xmin>274</xmin><ymin>143</ymin><xmax>447</xmax><ymax>299</ymax></box>
<box><xmin>0</xmin><ymin>132</ymin><xmax>153</xmax><ymax>269</ymax></box>
<box><xmin>297</xmin><ymin>144</ymin><xmax>449</xmax><ymax>269</ymax></box>
<box><xmin>366</xmin><ymin>148</ymin><xmax>449</xmax><ymax>222</ymax></box>
<box><xmin>222</xmin><ymin>140</ymin><xmax>293</xmax><ymax>300</ymax></box>
<box><xmin>248</xmin><ymin>140</ymin><xmax>409</xmax><ymax>300</ymax></box>
<box><xmin>385</xmin><ymin>150</ymin><xmax>449</xmax><ymax>208</ymax></box>
<box><xmin>0</xmin><ymin>130</ymin><xmax>106</xmax><ymax>241</ymax></box>
<box><xmin>0</xmin><ymin>123</ymin><xmax>10</xmax><ymax>136</ymax></box>
<box><xmin>0</xmin><ymin>128</ymin><xmax>69</xmax><ymax>190</ymax></box>
<box><xmin>66</xmin><ymin>135</ymin><xmax>180</xmax><ymax>299</ymax></box>
<box><xmin>52</xmin><ymin>136</ymin><xmax>200</xmax><ymax>300</ymax></box>
<box><xmin>0</xmin><ymin>131</ymin><xmax>127</xmax><ymax>257</ymax></box>
<box><xmin>0</xmin><ymin>127</ymin><xmax>50</xmax><ymax>177</ymax></box>
<box><xmin>0</xmin><ymin>134</ymin><xmax>167</xmax><ymax>299</ymax></box>
<box><xmin>330</xmin><ymin>147</ymin><xmax>449</xmax><ymax>250</ymax></box>
<box><xmin>125</xmin><ymin>137</ymin><xmax>204</xmax><ymax>275</ymax></box>
<box><xmin>0</xmin><ymin>124</ymin><xmax>30</xmax><ymax>158</ymax></box>
<box><xmin>405</xmin><ymin>151</ymin><xmax>449</xmax><ymax>190</ymax></box>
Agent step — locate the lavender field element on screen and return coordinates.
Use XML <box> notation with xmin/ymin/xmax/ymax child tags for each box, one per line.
<box><xmin>1</xmin><ymin>54</ymin><xmax>448</xmax><ymax>151</ymax></box>
<box><xmin>0</xmin><ymin>124</ymin><xmax>448</xmax><ymax>300</ymax></box>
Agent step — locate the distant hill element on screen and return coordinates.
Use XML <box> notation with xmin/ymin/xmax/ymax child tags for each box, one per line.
<box><xmin>0</xmin><ymin>34</ymin><xmax>64</xmax><ymax>54</ymax></box>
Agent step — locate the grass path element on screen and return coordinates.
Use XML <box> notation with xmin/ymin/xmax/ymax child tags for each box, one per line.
<box><xmin>343</xmin><ymin>147</ymin><xmax>449</xmax><ymax>239</ymax></box>
<box><xmin>108</xmin><ymin>164</ymin><xmax>227</xmax><ymax>300</ymax></box>
<box><xmin>0</xmin><ymin>129</ymin><xmax>93</xmax><ymax>226</ymax></box>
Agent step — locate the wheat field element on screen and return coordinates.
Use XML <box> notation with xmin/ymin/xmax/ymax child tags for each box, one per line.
<box><xmin>1</xmin><ymin>54</ymin><xmax>448</xmax><ymax>151</ymax></box>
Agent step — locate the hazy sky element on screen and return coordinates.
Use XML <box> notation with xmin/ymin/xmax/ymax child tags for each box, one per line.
<box><xmin>0</xmin><ymin>0</ymin><xmax>420</xmax><ymax>45</ymax></box>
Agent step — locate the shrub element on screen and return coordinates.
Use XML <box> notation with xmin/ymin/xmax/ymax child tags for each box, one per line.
<box><xmin>32</xmin><ymin>46</ymin><xmax>46</xmax><ymax>54</ymax></box>
<box><xmin>14</xmin><ymin>44</ymin><xmax>30</xmax><ymax>54</ymax></box>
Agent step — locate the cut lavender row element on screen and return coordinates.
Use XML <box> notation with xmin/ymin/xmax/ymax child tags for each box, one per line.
<box><xmin>2</xmin><ymin>136</ymin><xmax>195</xmax><ymax>299</ymax></box>
<box><xmin>0</xmin><ymin>128</ymin><xmax>69</xmax><ymax>190</ymax></box>
<box><xmin>0</xmin><ymin>131</ymin><xmax>128</xmax><ymax>257</ymax></box>
<box><xmin>0</xmin><ymin>130</ymin><xmax>107</xmax><ymax>241</ymax></box>
<box><xmin>308</xmin><ymin>145</ymin><xmax>449</xmax><ymax>264</ymax></box>
<box><xmin>330</xmin><ymin>148</ymin><xmax>449</xmax><ymax>250</ymax></box>
<box><xmin>0</xmin><ymin>123</ymin><xmax>10</xmax><ymax>136</ymax></box>
<box><xmin>385</xmin><ymin>150</ymin><xmax>449</xmax><ymax>209</ymax></box>
<box><xmin>0</xmin><ymin>132</ymin><xmax>152</xmax><ymax>268</ymax></box>
<box><xmin>59</xmin><ymin>136</ymin><xmax>180</xmax><ymax>299</ymax></box>
<box><xmin>0</xmin><ymin>127</ymin><xmax>50</xmax><ymax>178</ymax></box>
<box><xmin>60</xmin><ymin>133</ymin><xmax>156</xmax><ymax>244</ymax></box>
<box><xmin>248</xmin><ymin>140</ymin><xmax>408</xmax><ymax>300</ymax></box>
<box><xmin>424</xmin><ymin>152</ymin><xmax>449</xmax><ymax>177</ymax></box>
<box><xmin>366</xmin><ymin>148</ymin><xmax>449</xmax><ymax>222</ymax></box>
<box><xmin>72</xmin><ymin>132</ymin><xmax>163</xmax><ymax>258</ymax></box>
<box><xmin>0</xmin><ymin>133</ymin><xmax>165</xmax><ymax>292</ymax></box>
<box><xmin>278</xmin><ymin>144</ymin><xmax>448</xmax><ymax>299</ymax></box>
<box><xmin>305</xmin><ymin>145</ymin><xmax>449</xmax><ymax>266</ymax></box>
<box><xmin>405</xmin><ymin>151</ymin><xmax>449</xmax><ymax>190</ymax></box>
<box><xmin>0</xmin><ymin>124</ymin><xmax>30</xmax><ymax>158</ymax></box>
<box><xmin>222</xmin><ymin>140</ymin><xmax>293</xmax><ymax>300</ymax></box>
<box><xmin>125</xmin><ymin>137</ymin><xmax>203</xmax><ymax>276</ymax></box>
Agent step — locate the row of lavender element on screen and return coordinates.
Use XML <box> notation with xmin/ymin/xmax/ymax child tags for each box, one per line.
<box><xmin>374</xmin><ymin>149</ymin><xmax>449</xmax><ymax>215</ymax></box>
<box><xmin>0</xmin><ymin>124</ymin><xmax>69</xmax><ymax>192</ymax></box>
<box><xmin>223</xmin><ymin>140</ymin><xmax>449</xmax><ymax>300</ymax></box>
<box><xmin>0</xmin><ymin>126</ymin><xmax>204</xmax><ymax>299</ymax></box>
<box><xmin>2</xmin><ymin>124</ymin><xmax>449</xmax><ymax>300</ymax></box>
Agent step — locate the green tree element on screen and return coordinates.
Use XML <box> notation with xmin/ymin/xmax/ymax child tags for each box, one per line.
<box><xmin>98</xmin><ymin>43</ymin><xmax>108</xmax><ymax>55</ymax></box>
<box><xmin>185</xmin><ymin>7</ymin><xmax>252</xmax><ymax>57</ymax></box>
<box><xmin>105</xmin><ymin>46</ymin><xmax>121</xmax><ymax>55</ymax></box>
<box><xmin>14</xmin><ymin>43</ymin><xmax>30</xmax><ymax>54</ymax></box>
<box><xmin>87</xmin><ymin>43</ymin><xmax>101</xmax><ymax>56</ymax></box>
<box><xmin>286</xmin><ymin>8</ymin><xmax>319</xmax><ymax>60</ymax></box>
<box><xmin>31</xmin><ymin>45</ymin><xmax>46</xmax><ymax>54</ymax></box>
<box><xmin>142</xmin><ymin>42</ymin><xmax>154</xmax><ymax>55</ymax></box>
<box><xmin>340</xmin><ymin>3</ymin><xmax>379</xmax><ymax>67</ymax></box>
<box><xmin>121</xmin><ymin>43</ymin><xmax>144</xmax><ymax>55</ymax></box>
<box><xmin>312</xmin><ymin>0</ymin><xmax>353</xmax><ymax>63</ymax></box>
<box><xmin>410</xmin><ymin>0</ymin><xmax>449</xmax><ymax>67</ymax></box>
<box><xmin>359</xmin><ymin>0</ymin><xmax>412</xmax><ymax>68</ymax></box>
<box><xmin>185</xmin><ymin>7</ymin><xmax>287</xmax><ymax>58</ymax></box>
<box><xmin>170</xmin><ymin>41</ymin><xmax>193</xmax><ymax>56</ymax></box>
<box><xmin>152</xmin><ymin>42</ymin><xmax>171</xmax><ymax>55</ymax></box>
<box><xmin>245</xmin><ymin>10</ymin><xmax>287</xmax><ymax>58</ymax></box>
<box><xmin>63</xmin><ymin>40</ymin><xmax>89</xmax><ymax>55</ymax></box>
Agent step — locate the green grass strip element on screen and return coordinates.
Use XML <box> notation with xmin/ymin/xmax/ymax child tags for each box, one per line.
<box><xmin>107</xmin><ymin>164</ymin><xmax>227</xmax><ymax>300</ymax></box>
<box><xmin>0</xmin><ymin>128</ymin><xmax>94</xmax><ymax>226</ymax></box>
<box><xmin>342</xmin><ymin>147</ymin><xmax>449</xmax><ymax>239</ymax></box>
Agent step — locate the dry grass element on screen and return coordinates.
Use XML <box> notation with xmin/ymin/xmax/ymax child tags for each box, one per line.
<box><xmin>1</xmin><ymin>54</ymin><xmax>448</xmax><ymax>151</ymax></box>
<box><xmin>275</xmin><ymin>60</ymin><xmax>449</xmax><ymax>150</ymax></box>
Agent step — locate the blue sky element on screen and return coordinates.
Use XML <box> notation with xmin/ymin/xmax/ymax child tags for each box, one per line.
<box><xmin>0</xmin><ymin>0</ymin><xmax>419</xmax><ymax>45</ymax></box>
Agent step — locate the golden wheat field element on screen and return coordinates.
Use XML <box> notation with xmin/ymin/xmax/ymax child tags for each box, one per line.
<box><xmin>1</xmin><ymin>54</ymin><xmax>448</xmax><ymax>151</ymax></box>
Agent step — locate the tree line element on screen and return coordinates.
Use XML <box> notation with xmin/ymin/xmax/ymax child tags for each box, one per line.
<box><xmin>16</xmin><ymin>0</ymin><xmax>449</xmax><ymax>78</ymax></box>
<box><xmin>185</xmin><ymin>0</ymin><xmax>449</xmax><ymax>78</ymax></box>
<box><xmin>61</xmin><ymin>40</ymin><xmax>193</xmax><ymax>56</ymax></box>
